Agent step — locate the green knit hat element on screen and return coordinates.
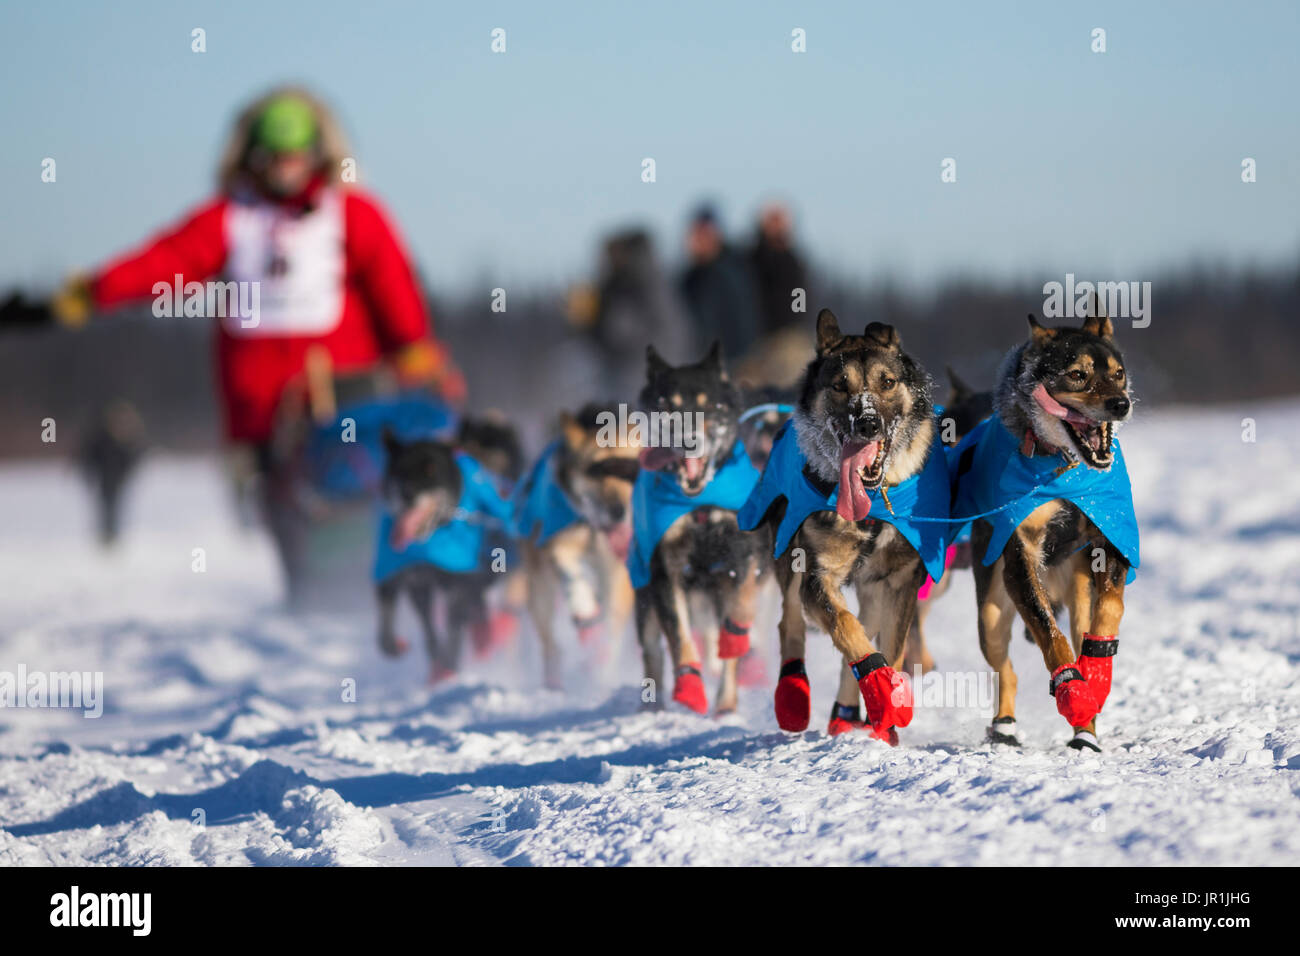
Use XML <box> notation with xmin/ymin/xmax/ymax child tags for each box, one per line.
<box><xmin>254</xmin><ymin>95</ymin><xmax>318</xmax><ymax>153</ymax></box>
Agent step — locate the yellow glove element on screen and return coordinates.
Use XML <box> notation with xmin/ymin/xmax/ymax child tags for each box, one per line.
<box><xmin>393</xmin><ymin>340</ymin><xmax>466</xmax><ymax>404</ymax></box>
<box><xmin>50</xmin><ymin>273</ymin><xmax>93</xmax><ymax>328</ymax></box>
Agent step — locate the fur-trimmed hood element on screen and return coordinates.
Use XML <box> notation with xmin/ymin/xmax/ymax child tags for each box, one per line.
<box><xmin>216</xmin><ymin>86</ymin><xmax>354</xmax><ymax>195</ymax></box>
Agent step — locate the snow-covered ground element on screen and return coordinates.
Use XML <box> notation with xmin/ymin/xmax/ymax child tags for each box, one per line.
<box><xmin>1</xmin><ymin>402</ymin><xmax>1298</xmax><ymax>866</ymax></box>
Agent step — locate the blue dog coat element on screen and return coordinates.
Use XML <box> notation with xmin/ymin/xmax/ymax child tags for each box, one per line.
<box><xmin>510</xmin><ymin>440</ymin><xmax>583</xmax><ymax>544</ymax></box>
<box><xmin>736</xmin><ymin>420</ymin><xmax>952</xmax><ymax>582</ymax></box>
<box><xmin>373</xmin><ymin>451</ymin><xmax>513</xmax><ymax>581</ymax></box>
<box><xmin>626</xmin><ymin>441</ymin><xmax>761</xmax><ymax>589</ymax></box>
<box><xmin>948</xmin><ymin>417</ymin><xmax>1139</xmax><ymax>583</ymax></box>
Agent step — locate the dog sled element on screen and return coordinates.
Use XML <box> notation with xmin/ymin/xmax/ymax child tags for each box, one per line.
<box><xmin>263</xmin><ymin>347</ymin><xmax>457</xmax><ymax>610</ymax></box>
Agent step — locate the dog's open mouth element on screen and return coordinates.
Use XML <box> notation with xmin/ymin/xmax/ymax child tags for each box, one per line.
<box><xmin>640</xmin><ymin>446</ymin><xmax>710</xmax><ymax>495</ymax></box>
<box><xmin>1064</xmin><ymin>418</ymin><xmax>1114</xmax><ymax>467</ymax></box>
<box><xmin>1032</xmin><ymin>384</ymin><xmax>1115</xmax><ymax>467</ymax></box>
<box><xmin>835</xmin><ymin>432</ymin><xmax>889</xmax><ymax>522</ymax></box>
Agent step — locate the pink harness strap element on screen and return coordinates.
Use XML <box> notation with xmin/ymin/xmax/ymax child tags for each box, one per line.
<box><xmin>917</xmin><ymin>544</ymin><xmax>959</xmax><ymax>600</ymax></box>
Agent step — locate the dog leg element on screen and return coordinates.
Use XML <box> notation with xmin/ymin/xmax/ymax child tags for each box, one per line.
<box><xmin>1071</xmin><ymin>542</ymin><xmax>1128</xmax><ymax>751</ymax></box>
<box><xmin>554</xmin><ymin>528</ymin><xmax>603</xmax><ymax>645</ymax></box>
<box><xmin>1066</xmin><ymin>551</ymin><xmax>1093</xmax><ymax>658</ymax></box>
<box><xmin>524</xmin><ymin>544</ymin><xmax>563</xmax><ymax>690</ymax></box>
<box><xmin>714</xmin><ymin>557</ymin><xmax>760</xmax><ymax>715</ymax></box>
<box><xmin>650</xmin><ymin>574</ymin><xmax>707</xmax><ymax>714</ymax></box>
<box><xmin>975</xmin><ymin>551</ymin><xmax>1020</xmax><ymax>745</ymax></box>
<box><xmin>905</xmin><ymin>574</ymin><xmax>945</xmax><ymax>674</ymax></box>
<box><xmin>604</xmin><ymin>559</ymin><xmax>635</xmax><ymax>645</ymax></box>
<box><xmin>824</xmin><ymin>660</ymin><xmax>874</xmax><ymax>736</ymax></box>
<box><xmin>773</xmin><ymin>553</ymin><xmax>811</xmax><ymax>731</ymax></box>
<box><xmin>804</xmin><ymin>571</ymin><xmax>910</xmax><ymax>737</ymax></box>
<box><xmin>376</xmin><ymin>578</ymin><xmax>409</xmax><ymax>657</ymax></box>
<box><xmin>1002</xmin><ymin>531</ymin><xmax>1100</xmax><ymax>733</ymax></box>
<box><xmin>634</xmin><ymin>588</ymin><xmax>665</xmax><ymax>709</ymax></box>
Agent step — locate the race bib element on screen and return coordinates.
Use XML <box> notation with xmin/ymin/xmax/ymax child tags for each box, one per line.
<box><xmin>223</xmin><ymin>189</ymin><xmax>345</xmax><ymax>335</ymax></box>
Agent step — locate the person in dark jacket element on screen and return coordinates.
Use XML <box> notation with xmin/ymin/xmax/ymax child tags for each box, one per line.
<box><xmin>78</xmin><ymin>400</ymin><xmax>146</xmax><ymax>547</ymax></box>
<box><xmin>748</xmin><ymin>201</ymin><xmax>810</xmax><ymax>337</ymax></box>
<box><xmin>678</xmin><ymin>205</ymin><xmax>760</xmax><ymax>361</ymax></box>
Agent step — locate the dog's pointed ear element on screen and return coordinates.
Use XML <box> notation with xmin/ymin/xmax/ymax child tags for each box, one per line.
<box><xmin>646</xmin><ymin>344</ymin><xmax>669</xmax><ymax>378</ymax></box>
<box><xmin>702</xmin><ymin>339</ymin><xmax>729</xmax><ymax>380</ymax></box>
<box><xmin>946</xmin><ymin>365</ymin><xmax>973</xmax><ymax>400</ymax></box>
<box><xmin>1027</xmin><ymin>313</ymin><xmax>1056</xmax><ymax>345</ymax></box>
<box><xmin>863</xmin><ymin>322</ymin><xmax>900</xmax><ymax>350</ymax></box>
<box><xmin>1080</xmin><ymin>293</ymin><xmax>1115</xmax><ymax>339</ymax></box>
<box><xmin>815</xmin><ymin>309</ymin><xmax>842</xmax><ymax>353</ymax></box>
<box><xmin>560</xmin><ymin>411</ymin><xmax>586</xmax><ymax>451</ymax></box>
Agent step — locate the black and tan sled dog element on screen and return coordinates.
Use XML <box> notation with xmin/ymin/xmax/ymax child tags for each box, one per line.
<box><xmin>629</xmin><ymin>343</ymin><xmax>770</xmax><ymax>715</ymax></box>
<box><xmin>513</xmin><ymin>404</ymin><xmax>641</xmax><ymax>690</ymax></box>
<box><xmin>739</xmin><ymin>310</ymin><xmax>951</xmax><ymax>743</ymax></box>
<box><xmin>951</xmin><ymin>308</ymin><xmax>1139</xmax><ymax>751</ymax></box>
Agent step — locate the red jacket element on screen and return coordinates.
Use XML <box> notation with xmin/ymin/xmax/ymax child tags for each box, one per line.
<box><xmin>92</xmin><ymin>186</ymin><xmax>434</xmax><ymax>444</ymax></box>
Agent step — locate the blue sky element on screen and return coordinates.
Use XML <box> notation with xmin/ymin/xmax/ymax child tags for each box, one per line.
<box><xmin>2</xmin><ymin>0</ymin><xmax>1297</xmax><ymax>295</ymax></box>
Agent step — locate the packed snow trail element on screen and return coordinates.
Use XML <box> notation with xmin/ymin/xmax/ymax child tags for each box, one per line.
<box><xmin>1</xmin><ymin>403</ymin><xmax>1298</xmax><ymax>865</ymax></box>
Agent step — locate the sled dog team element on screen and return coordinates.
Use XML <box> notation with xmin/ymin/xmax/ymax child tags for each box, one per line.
<box><xmin>376</xmin><ymin>303</ymin><xmax>1138</xmax><ymax>752</ymax></box>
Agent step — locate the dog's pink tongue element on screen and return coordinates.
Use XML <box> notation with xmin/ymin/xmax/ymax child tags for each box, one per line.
<box><xmin>682</xmin><ymin>455</ymin><xmax>705</xmax><ymax>483</ymax></box>
<box><xmin>1032</xmin><ymin>384</ymin><xmax>1094</xmax><ymax>426</ymax></box>
<box><xmin>391</xmin><ymin>501</ymin><xmax>437</xmax><ymax>550</ymax></box>
<box><xmin>836</xmin><ymin>440</ymin><xmax>879</xmax><ymax>522</ymax></box>
<box><xmin>606</xmin><ymin>522</ymin><xmax>632</xmax><ymax>560</ymax></box>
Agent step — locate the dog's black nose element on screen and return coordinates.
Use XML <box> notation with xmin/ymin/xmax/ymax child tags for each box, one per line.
<box><xmin>1106</xmin><ymin>396</ymin><xmax>1131</xmax><ymax>417</ymax></box>
<box><xmin>608</xmin><ymin>503</ymin><xmax>626</xmax><ymax>523</ymax></box>
<box><xmin>850</xmin><ymin>411</ymin><xmax>882</xmax><ymax>436</ymax></box>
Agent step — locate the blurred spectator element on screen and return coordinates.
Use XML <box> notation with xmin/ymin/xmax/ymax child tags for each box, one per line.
<box><xmin>678</xmin><ymin>205</ymin><xmax>760</xmax><ymax>361</ymax></box>
<box><xmin>576</xmin><ymin>228</ymin><xmax>690</xmax><ymax>396</ymax></box>
<box><xmin>78</xmin><ymin>400</ymin><xmax>145</xmax><ymax>547</ymax></box>
<box><xmin>748</xmin><ymin>201</ymin><xmax>809</xmax><ymax>336</ymax></box>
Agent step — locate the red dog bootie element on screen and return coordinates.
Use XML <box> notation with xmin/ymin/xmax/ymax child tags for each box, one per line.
<box><xmin>852</xmin><ymin>653</ymin><xmax>914</xmax><ymax>731</ymax></box>
<box><xmin>1078</xmin><ymin>634</ymin><xmax>1118</xmax><ymax>711</ymax></box>
<box><xmin>827</xmin><ymin>704</ymin><xmax>900</xmax><ymax>745</ymax></box>
<box><xmin>672</xmin><ymin>664</ymin><xmax>709</xmax><ymax>714</ymax></box>
<box><xmin>827</xmin><ymin>701</ymin><xmax>865</xmax><ymax>736</ymax></box>
<box><xmin>717</xmin><ymin>618</ymin><xmax>751</xmax><ymax>659</ymax></box>
<box><xmin>774</xmin><ymin>659</ymin><xmax>811</xmax><ymax>732</ymax></box>
<box><xmin>1050</xmin><ymin>662</ymin><xmax>1100</xmax><ymax>728</ymax></box>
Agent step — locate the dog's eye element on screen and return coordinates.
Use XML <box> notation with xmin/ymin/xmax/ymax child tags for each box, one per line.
<box><xmin>1113</xmin><ymin>368</ymin><xmax>1125</xmax><ymax>381</ymax></box>
<box><xmin>880</xmin><ymin>376</ymin><xmax>896</xmax><ymax>390</ymax></box>
<box><xmin>1067</xmin><ymin>369</ymin><xmax>1087</xmax><ymax>384</ymax></box>
<box><xmin>832</xmin><ymin>378</ymin><xmax>849</xmax><ymax>393</ymax></box>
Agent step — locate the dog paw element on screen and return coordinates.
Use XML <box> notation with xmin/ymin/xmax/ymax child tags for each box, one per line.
<box><xmin>986</xmin><ymin>717</ymin><xmax>1021</xmax><ymax>746</ymax></box>
<box><xmin>378</xmin><ymin>634</ymin><xmax>410</xmax><ymax>658</ymax></box>
<box><xmin>717</xmin><ymin>619</ymin><xmax>751</xmax><ymax>659</ymax></box>
<box><xmin>428</xmin><ymin>663</ymin><xmax>457</xmax><ymax>686</ymax></box>
<box><xmin>672</xmin><ymin>665</ymin><xmax>709</xmax><ymax>714</ymax></box>
<box><xmin>827</xmin><ymin>702</ymin><xmax>866</xmax><ymax>736</ymax></box>
<box><xmin>854</xmin><ymin>655</ymin><xmax>914</xmax><ymax>730</ymax></box>
<box><xmin>1050</xmin><ymin>664</ymin><xmax>1100</xmax><ymax>728</ymax></box>
<box><xmin>1078</xmin><ymin>634</ymin><xmax>1118</xmax><ymax>711</ymax></box>
<box><xmin>774</xmin><ymin>659</ymin><xmax>811</xmax><ymax>732</ymax></box>
<box><xmin>1067</xmin><ymin>729</ymin><xmax>1102</xmax><ymax>752</ymax></box>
